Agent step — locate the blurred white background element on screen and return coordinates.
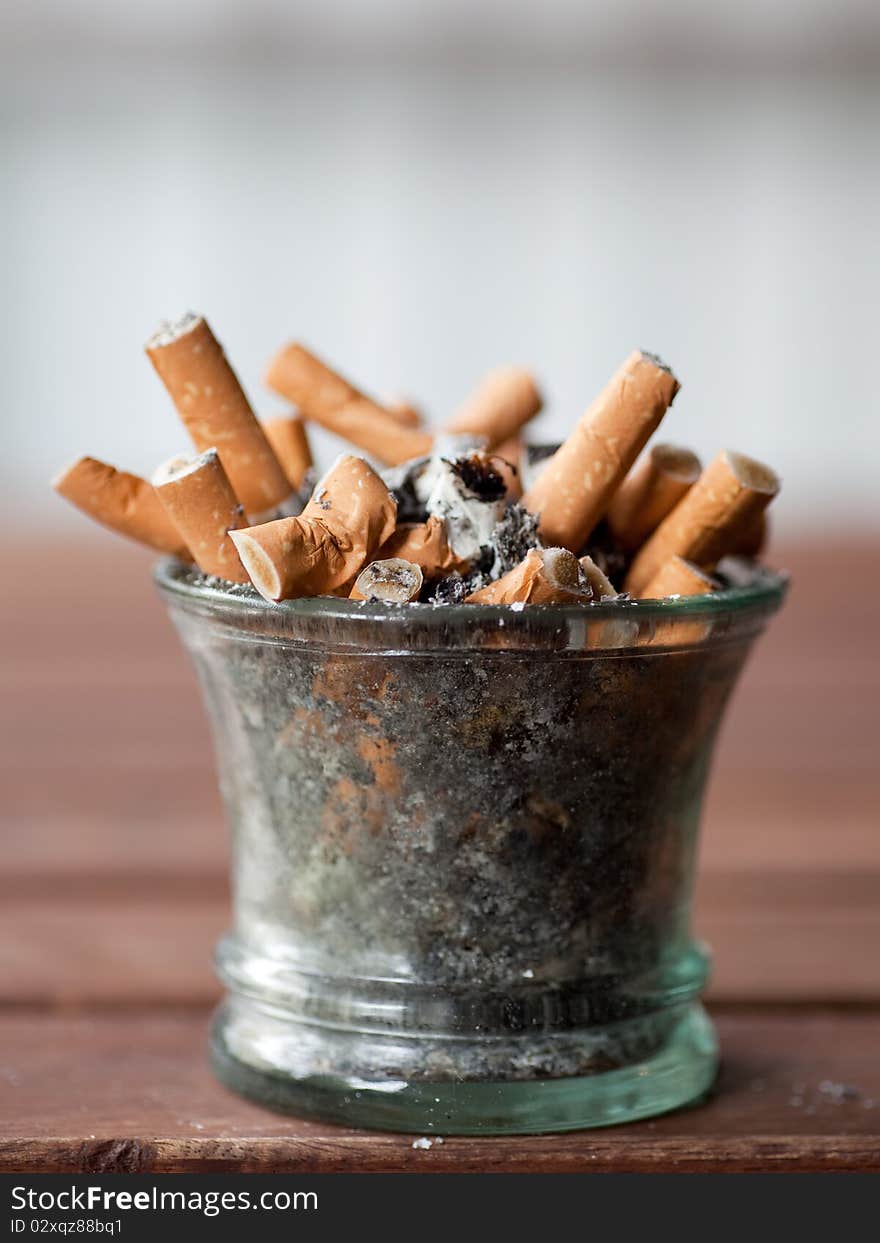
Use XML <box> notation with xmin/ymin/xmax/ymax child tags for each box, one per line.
<box><xmin>2</xmin><ymin>0</ymin><xmax>878</xmax><ymax>534</ymax></box>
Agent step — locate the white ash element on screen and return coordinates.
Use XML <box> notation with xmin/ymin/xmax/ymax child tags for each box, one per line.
<box><xmin>381</xmin><ymin>436</ymin><xmax>488</xmax><ymax>523</ymax></box>
<box><xmin>425</xmin><ymin>456</ymin><xmax>506</xmax><ymax>563</ymax></box>
<box><xmin>152</xmin><ymin>447</ymin><xmax>222</xmax><ymax>487</ymax></box>
<box><xmin>411</xmin><ymin>1137</ymin><xmax>433</xmax><ymax>1150</ymax></box>
<box><xmin>413</xmin><ymin>435</ymin><xmax>488</xmax><ymax>505</ymax></box>
<box><xmin>381</xmin><ymin>456</ymin><xmax>431</xmax><ymax>522</ymax></box>
<box><xmin>147</xmin><ymin>311</ymin><xmax>202</xmax><ymax>348</ymax></box>
<box><xmin>428</xmin><ymin>502</ymin><xmax>541</xmax><ymax>602</ymax></box>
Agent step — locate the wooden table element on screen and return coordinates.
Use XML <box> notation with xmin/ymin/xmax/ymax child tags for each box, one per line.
<box><xmin>2</xmin><ymin>539</ymin><xmax>878</xmax><ymax>1173</ymax></box>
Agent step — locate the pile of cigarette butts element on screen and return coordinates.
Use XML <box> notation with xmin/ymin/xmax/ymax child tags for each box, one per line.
<box><xmin>53</xmin><ymin>314</ymin><xmax>781</xmax><ymax>607</ymax></box>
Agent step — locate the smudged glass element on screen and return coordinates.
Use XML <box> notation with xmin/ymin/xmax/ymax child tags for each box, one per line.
<box><xmin>156</xmin><ymin>559</ymin><xmax>786</xmax><ymax>1134</ymax></box>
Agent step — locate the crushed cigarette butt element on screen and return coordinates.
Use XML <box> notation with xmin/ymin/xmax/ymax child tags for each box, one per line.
<box><xmin>230</xmin><ymin>455</ymin><xmax>396</xmax><ymax>601</ymax></box>
<box><xmin>466</xmin><ymin>547</ymin><xmax>590</xmax><ymax>606</ymax></box>
<box><xmin>352</xmin><ymin>558</ymin><xmax>423</xmax><ymax>604</ymax></box>
<box><xmin>56</xmin><ymin>324</ymin><xmax>783</xmax><ymax>619</ymax></box>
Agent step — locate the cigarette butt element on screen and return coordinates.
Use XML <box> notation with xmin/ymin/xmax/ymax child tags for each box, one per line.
<box><xmin>265</xmin><ymin>343</ymin><xmax>433</xmax><ymax>466</ymax></box>
<box><xmin>641</xmin><ymin>556</ymin><xmax>718</xmax><ymax>599</ymax></box>
<box><xmin>625</xmin><ymin>450</ymin><xmax>780</xmax><ymax>595</ymax></box>
<box><xmin>377</xmin><ymin>516</ymin><xmax>470</xmax><ymax>578</ymax></box>
<box><xmin>230</xmin><ymin>455</ymin><xmax>397</xmax><ymax>602</ymax></box>
<box><xmin>578</xmin><ymin>555</ymin><xmax>618</xmax><ymax>599</ymax></box>
<box><xmin>351</xmin><ymin>558</ymin><xmax>424</xmax><ymax>603</ymax></box>
<box><xmin>263</xmin><ymin>414</ymin><xmax>314</xmax><ymax>491</ymax></box>
<box><xmin>607</xmin><ymin>443</ymin><xmax>701</xmax><ymax>552</ymax></box>
<box><xmin>52</xmin><ymin>456</ymin><xmax>189</xmax><ymax>557</ymax></box>
<box><xmin>466</xmin><ymin>547</ymin><xmax>588</xmax><ymax>606</ymax></box>
<box><xmin>146</xmin><ymin>314</ymin><xmax>292</xmax><ymax>522</ymax></box>
<box><xmin>492</xmin><ymin>436</ymin><xmax>523</xmax><ymax>500</ymax></box>
<box><xmin>301</xmin><ymin>454</ymin><xmax>398</xmax><ymax>542</ymax></box>
<box><xmin>522</xmin><ymin>351</ymin><xmax>679</xmax><ymax>552</ymax></box>
<box><xmin>385</xmin><ymin>397</ymin><xmax>424</xmax><ymax>429</ymax></box>
<box><xmin>152</xmin><ymin>450</ymin><xmax>248</xmax><ymax>582</ymax></box>
<box><xmin>445</xmin><ymin>367</ymin><xmax>542</xmax><ymax>449</ymax></box>
<box><xmin>733</xmin><ymin>511</ymin><xmax>769</xmax><ymax>558</ymax></box>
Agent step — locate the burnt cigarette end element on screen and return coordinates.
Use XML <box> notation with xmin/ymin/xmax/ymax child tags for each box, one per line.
<box><xmin>146</xmin><ymin>312</ymin><xmax>202</xmax><ymax>349</ymax></box>
<box><xmin>724</xmin><ymin>451</ymin><xmax>780</xmax><ymax>496</ymax></box>
<box><xmin>639</xmin><ymin>350</ymin><xmax>676</xmax><ymax>377</ymax></box>
<box><xmin>578</xmin><ymin>554</ymin><xmax>618</xmax><ymax>599</ymax></box>
<box><xmin>541</xmin><ymin>547</ymin><xmax>581</xmax><ymax>591</ymax></box>
<box><xmin>650</xmin><ymin>443</ymin><xmax>702</xmax><ymax>483</ymax></box>
<box><xmin>450</xmin><ymin>455</ymin><xmax>507</xmax><ymax>502</ymax></box>
<box><xmin>354</xmin><ymin>558</ymin><xmax>424</xmax><ymax>604</ymax></box>
<box><xmin>152</xmin><ymin>447</ymin><xmax>219</xmax><ymax>487</ymax></box>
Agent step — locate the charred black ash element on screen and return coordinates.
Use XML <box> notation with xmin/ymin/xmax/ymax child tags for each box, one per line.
<box><xmin>490</xmin><ymin>504</ymin><xmax>541</xmax><ymax>577</ymax></box>
<box><xmin>452</xmin><ymin>454</ymin><xmax>507</xmax><ymax>502</ymax></box>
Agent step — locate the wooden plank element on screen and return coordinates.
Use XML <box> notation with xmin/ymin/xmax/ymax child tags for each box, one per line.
<box><xmin>0</xmin><ymin>1009</ymin><xmax>878</xmax><ymax>1172</ymax></box>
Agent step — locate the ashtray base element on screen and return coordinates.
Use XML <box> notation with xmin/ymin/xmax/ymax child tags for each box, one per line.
<box><xmin>209</xmin><ymin>1001</ymin><xmax>718</xmax><ymax>1135</ymax></box>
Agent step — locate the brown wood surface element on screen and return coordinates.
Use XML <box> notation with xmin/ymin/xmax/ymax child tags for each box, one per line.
<box><xmin>1</xmin><ymin>1011</ymin><xmax>879</xmax><ymax>1173</ymax></box>
<box><xmin>1</xmin><ymin>537</ymin><xmax>879</xmax><ymax>1172</ymax></box>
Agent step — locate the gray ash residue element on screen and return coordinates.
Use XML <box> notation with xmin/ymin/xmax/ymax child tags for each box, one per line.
<box><xmin>427</xmin><ymin>503</ymin><xmax>541</xmax><ymax>602</ymax></box>
<box><xmin>428</xmin><ymin>573</ymin><xmax>469</xmax><ymax>605</ymax></box>
<box><xmin>382</xmin><ymin>458</ymin><xmax>430</xmax><ymax>522</ymax></box>
<box><xmin>640</xmin><ymin>349</ymin><xmax>674</xmax><ymax>375</ymax></box>
<box><xmin>490</xmin><ymin>504</ymin><xmax>541</xmax><ymax>576</ymax></box>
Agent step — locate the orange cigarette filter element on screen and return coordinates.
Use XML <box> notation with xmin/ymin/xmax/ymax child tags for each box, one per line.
<box><xmin>263</xmin><ymin>413</ymin><xmax>314</xmax><ymax>491</ymax></box>
<box><xmin>146</xmin><ymin>314</ymin><xmax>292</xmax><ymax>522</ymax></box>
<box><xmin>523</xmin><ymin>351</ymin><xmax>680</xmax><ymax>553</ymax></box>
<box><xmin>377</xmin><ymin>516</ymin><xmax>470</xmax><ymax>579</ymax></box>
<box><xmin>466</xmin><ymin>547</ymin><xmax>588</xmax><ymax>606</ymax></box>
<box><xmin>641</xmin><ymin>556</ymin><xmax>717</xmax><ymax>600</ymax></box>
<box><xmin>445</xmin><ymin>367</ymin><xmax>542</xmax><ymax>449</ymax></box>
<box><xmin>152</xmin><ymin>449</ymin><xmax>248</xmax><ymax>582</ymax></box>
<box><xmin>578</xmin><ymin>554</ymin><xmax>618</xmax><ymax>599</ymax></box>
<box><xmin>733</xmin><ymin>511</ymin><xmax>769</xmax><ymax>558</ymax></box>
<box><xmin>265</xmin><ymin>343</ymin><xmax>433</xmax><ymax>466</ymax></box>
<box><xmin>52</xmin><ymin>456</ymin><xmax>189</xmax><ymax>557</ymax></box>
<box><xmin>607</xmin><ymin>443</ymin><xmax>701</xmax><ymax>552</ymax></box>
<box><xmin>625</xmin><ymin>450</ymin><xmax>780</xmax><ymax>595</ymax></box>
<box><xmin>385</xmin><ymin>397</ymin><xmax>424</xmax><ymax>429</ymax></box>
<box><xmin>230</xmin><ymin>455</ymin><xmax>397</xmax><ymax>602</ymax></box>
